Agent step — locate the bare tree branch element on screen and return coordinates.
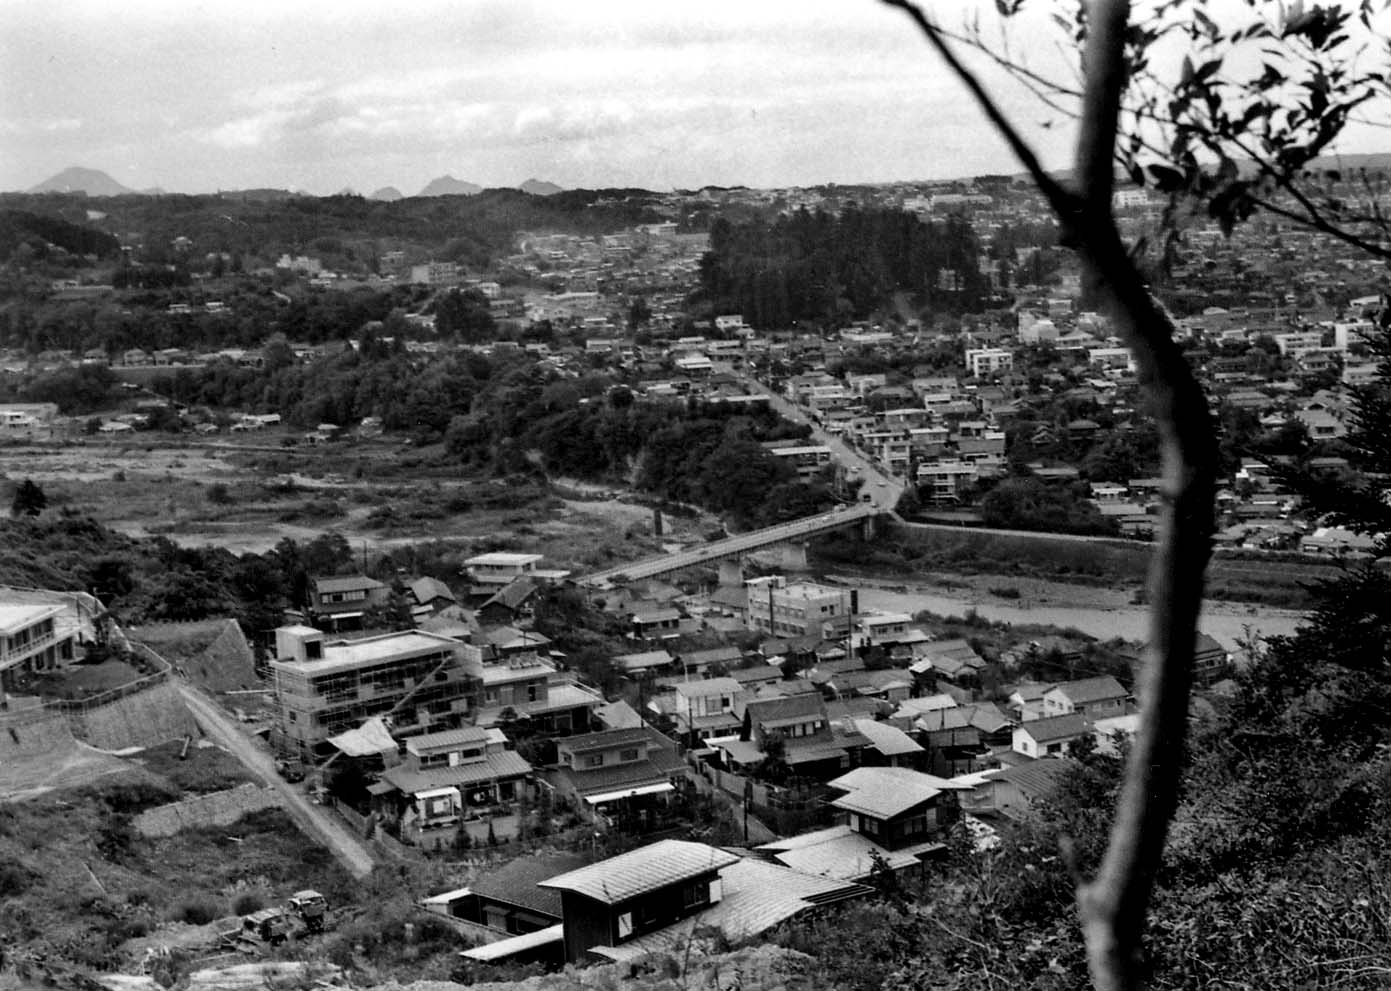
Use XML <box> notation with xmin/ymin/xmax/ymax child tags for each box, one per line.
<box><xmin>884</xmin><ymin>1</ymin><xmax>1219</xmax><ymax>988</ymax></box>
<box><xmin>880</xmin><ymin>0</ymin><xmax>1078</xmax><ymax>216</ymax></box>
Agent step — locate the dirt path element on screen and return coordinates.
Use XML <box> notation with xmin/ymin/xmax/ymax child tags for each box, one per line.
<box><xmin>177</xmin><ymin>684</ymin><xmax>376</xmax><ymax>879</ymax></box>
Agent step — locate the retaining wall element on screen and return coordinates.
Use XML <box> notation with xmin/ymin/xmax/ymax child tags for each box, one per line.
<box><xmin>0</xmin><ymin>706</ymin><xmax>75</xmax><ymax>757</ymax></box>
<box><xmin>134</xmin><ymin>782</ymin><xmax>281</xmax><ymax>838</ymax></box>
<box><xmin>68</xmin><ymin>680</ymin><xmax>199</xmax><ymax>751</ymax></box>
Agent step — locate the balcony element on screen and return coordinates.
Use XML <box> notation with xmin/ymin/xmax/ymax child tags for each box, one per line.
<box><xmin>1</xmin><ymin>627</ymin><xmax>58</xmax><ymax>667</ymax></box>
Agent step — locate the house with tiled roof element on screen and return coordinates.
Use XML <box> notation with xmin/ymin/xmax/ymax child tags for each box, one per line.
<box><xmin>1041</xmin><ymin>676</ymin><xmax>1128</xmax><ymax>719</ymax></box>
<box><xmin>755</xmin><ymin>769</ymin><xmax>963</xmax><ymax>883</ymax></box>
<box><xmin>476</xmin><ymin>577</ymin><xmax>539</xmax><ymax>628</ymax></box>
<box><xmin>408</xmin><ymin>576</ymin><xmax>457</xmax><ymax>615</ymax></box>
<box><xmin>373</xmin><ymin>726</ymin><xmax>533</xmax><ymax>848</ymax></box>
<box><xmin>1012</xmin><ymin>713</ymin><xmax>1092</xmax><ymax>758</ymax></box>
<box><xmin>851</xmin><ymin>718</ymin><xmax>925</xmax><ymax>769</ymax></box>
<box><xmin>547</xmin><ymin>727</ymin><xmax>687</xmax><ymax>825</ymax></box>
<box><xmin>671</xmin><ymin>677</ymin><xmax>741</xmax><ymax>744</ymax></box>
<box><xmin>308</xmin><ymin>574</ymin><xmax>388</xmax><ymax>630</ymax></box>
<box><xmin>962</xmin><ymin>758</ymin><xmax>1075</xmax><ymax>820</ymax></box>
<box><xmin>428</xmin><ymin>850</ymin><xmax>591</xmax><ymax>940</ymax></box>
<box><xmin>738</xmin><ymin>691</ymin><xmax>869</xmax><ymax>780</ymax></box>
<box><xmin>531</xmin><ymin>840</ymin><xmax>869</xmax><ymax>965</ymax></box>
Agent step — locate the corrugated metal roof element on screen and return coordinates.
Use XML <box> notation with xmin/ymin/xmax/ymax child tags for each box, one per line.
<box><xmin>827</xmin><ymin>766</ymin><xmax>964</xmax><ymax>818</ymax></box>
<box><xmin>851</xmin><ymin>719</ymin><xmax>924</xmax><ymax>757</ymax></box>
<box><xmin>538</xmin><ymin>840</ymin><xmax>740</xmax><ymax>905</ymax></box>
<box><xmin>586</xmin><ymin>859</ymin><xmax>872</xmax><ymax>962</ymax></box>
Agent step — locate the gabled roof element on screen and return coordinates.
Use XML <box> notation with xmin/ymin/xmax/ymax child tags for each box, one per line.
<box><xmin>674</xmin><ymin>677</ymin><xmax>741</xmax><ymax>699</ymax></box>
<box><xmin>851</xmin><ymin>718</ymin><xmax>924</xmax><ymax>757</ymax></box>
<box><xmin>613</xmin><ymin>649</ymin><xmax>675</xmax><ymax>671</ymax></box>
<box><xmin>467</xmin><ymin>851</ymin><xmax>594</xmax><ymax>920</ymax></box>
<box><xmin>559</xmin><ymin>726</ymin><xmax>652</xmax><ymax>754</ymax></box>
<box><xmin>681</xmin><ymin>645</ymin><xmax>744</xmax><ymax>666</ymax></box>
<box><xmin>1046</xmin><ymin>676</ymin><xmax>1126</xmax><ymax>705</ymax></box>
<box><xmin>828</xmin><ymin>766</ymin><xmax>966</xmax><ymax>819</ymax></box>
<box><xmin>743</xmin><ymin>692</ymin><xmax>826</xmax><ymax>731</ymax></box>
<box><xmin>989</xmin><ymin>757</ymin><xmax>1075</xmax><ymax>799</ymax></box>
<box><xmin>1016</xmin><ymin>713</ymin><xmax>1091</xmax><ymax>743</ymax></box>
<box><xmin>479</xmin><ymin>577</ymin><xmax>538</xmax><ymax>612</ymax></box>
<box><xmin>409</xmin><ymin>576</ymin><xmax>456</xmax><ymax>605</ymax></box>
<box><xmin>313</xmin><ymin>574</ymin><xmax>385</xmax><ymax>594</ymax></box>
<box><xmin>381</xmin><ymin>750</ymin><xmax>533</xmax><ymax>795</ymax></box>
<box><xmin>539</xmin><ymin>840</ymin><xmax>740</xmax><ymax>905</ymax></box>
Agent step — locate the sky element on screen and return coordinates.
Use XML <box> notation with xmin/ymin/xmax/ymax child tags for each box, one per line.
<box><xmin>3</xmin><ymin>1</ymin><xmax>1389</xmax><ymax>196</ymax></box>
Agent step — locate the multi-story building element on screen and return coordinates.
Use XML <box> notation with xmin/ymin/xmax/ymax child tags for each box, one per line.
<box><xmin>0</xmin><ymin>602</ymin><xmax>77</xmax><ymax>691</ymax></box>
<box><xmin>745</xmin><ymin>579</ymin><xmax>855</xmax><ymax>639</ymax></box>
<box><xmin>767</xmin><ymin>445</ymin><xmax>834</xmax><ymax>482</ymax></box>
<box><xmin>268</xmin><ymin>625</ymin><xmax>483</xmax><ymax>761</ymax></box>
<box><xmin>964</xmin><ymin>347</ymin><xmax>1014</xmax><ymax>378</ymax></box>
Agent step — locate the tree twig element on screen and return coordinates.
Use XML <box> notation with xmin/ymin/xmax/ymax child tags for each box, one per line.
<box><xmin>885</xmin><ymin>2</ymin><xmax>1218</xmax><ymax>988</ymax></box>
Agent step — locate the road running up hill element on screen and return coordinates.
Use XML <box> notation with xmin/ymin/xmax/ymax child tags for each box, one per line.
<box><xmin>177</xmin><ymin>683</ymin><xmax>375</xmax><ymax>879</ymax></box>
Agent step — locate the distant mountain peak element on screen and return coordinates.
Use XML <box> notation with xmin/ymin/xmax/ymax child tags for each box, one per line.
<box><xmin>29</xmin><ymin>166</ymin><xmax>134</xmax><ymax>197</ymax></box>
<box><xmin>417</xmin><ymin>175</ymin><xmax>482</xmax><ymax>197</ymax></box>
<box><xmin>520</xmin><ymin>178</ymin><xmax>563</xmax><ymax>196</ymax></box>
<box><xmin>370</xmin><ymin>186</ymin><xmax>403</xmax><ymax>202</ymax></box>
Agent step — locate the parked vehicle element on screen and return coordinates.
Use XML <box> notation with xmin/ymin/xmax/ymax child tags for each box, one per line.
<box><xmin>287</xmin><ymin>890</ymin><xmax>328</xmax><ymax>933</ymax></box>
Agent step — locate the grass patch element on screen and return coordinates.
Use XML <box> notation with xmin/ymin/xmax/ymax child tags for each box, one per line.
<box><xmin>132</xmin><ymin>739</ymin><xmax>254</xmax><ymax>795</ymax></box>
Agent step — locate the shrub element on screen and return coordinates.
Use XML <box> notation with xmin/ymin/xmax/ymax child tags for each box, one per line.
<box><xmin>172</xmin><ymin>899</ymin><xmax>221</xmax><ymax>925</ymax></box>
<box><xmin>232</xmin><ymin>891</ymin><xmax>265</xmax><ymax>915</ymax></box>
<box><xmin>0</xmin><ymin>862</ymin><xmax>33</xmax><ymax>896</ymax></box>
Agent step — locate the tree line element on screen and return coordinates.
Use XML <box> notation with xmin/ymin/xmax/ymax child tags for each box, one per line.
<box><xmin>693</xmin><ymin>205</ymin><xmax>990</xmax><ymax>328</ymax></box>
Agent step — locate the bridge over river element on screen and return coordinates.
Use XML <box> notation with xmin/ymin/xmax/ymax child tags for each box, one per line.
<box><xmin>581</xmin><ymin>503</ymin><xmax>883</xmax><ymax>587</ymax></box>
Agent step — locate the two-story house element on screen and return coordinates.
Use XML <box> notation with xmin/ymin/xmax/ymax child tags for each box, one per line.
<box><xmin>671</xmin><ymin>677</ymin><xmax>741</xmax><ymax>744</ymax></box>
<box><xmin>375</xmin><ymin>726</ymin><xmax>533</xmax><ymax>848</ymax></box>
<box><xmin>529</xmin><ymin>840</ymin><xmax>872</xmax><ymax>966</ymax></box>
<box><xmin>548</xmin><ymin>727</ymin><xmax>687</xmax><ymax>826</ymax></box>
<box><xmin>756</xmin><ymin>766</ymin><xmax>966</xmax><ymax>881</ymax></box>
<box><xmin>0</xmin><ymin>602</ymin><xmax>76</xmax><ymax>691</ymax></box>
<box><xmin>739</xmin><ymin>692</ymin><xmax>869</xmax><ymax>781</ymax></box>
<box><xmin>540</xmin><ymin>840</ymin><xmax>740</xmax><ymax>963</ymax></box>
<box><xmin>308</xmin><ymin>575</ymin><xmax>389</xmax><ymax>630</ymax></box>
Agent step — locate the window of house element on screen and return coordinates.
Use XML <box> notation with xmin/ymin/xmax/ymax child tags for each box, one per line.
<box><xmin>682</xmin><ymin>881</ymin><xmax>707</xmax><ymax>910</ymax></box>
<box><xmin>861</xmin><ymin>816</ymin><xmax>880</xmax><ymax>836</ymax></box>
<box><xmin>485</xmin><ymin>689</ymin><xmax>499</xmax><ymax>705</ymax></box>
<box><xmin>288</xmin><ymin>711</ymin><xmax>298</xmax><ymax>722</ymax></box>
<box><xmin>619</xmin><ymin>747</ymin><xmax>640</xmax><ymax>762</ymax></box>
<box><xmin>528</xmin><ymin>684</ymin><xmax>539</xmax><ymax>702</ymax></box>
<box><xmin>584</xmin><ymin>754</ymin><xmax>605</xmax><ymax>768</ymax></box>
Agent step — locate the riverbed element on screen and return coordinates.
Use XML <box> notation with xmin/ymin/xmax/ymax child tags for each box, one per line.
<box><xmin>848</xmin><ymin>573</ymin><xmax>1306</xmax><ymax>651</ymax></box>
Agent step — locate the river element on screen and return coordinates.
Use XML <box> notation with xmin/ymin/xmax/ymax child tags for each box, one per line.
<box><xmin>854</xmin><ymin>583</ymin><xmax>1306</xmax><ymax>652</ymax></box>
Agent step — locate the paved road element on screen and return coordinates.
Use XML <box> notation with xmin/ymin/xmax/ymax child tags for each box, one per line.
<box><xmin>177</xmin><ymin>683</ymin><xmax>376</xmax><ymax>879</ymax></box>
<box><xmin>584</xmin><ymin>504</ymin><xmax>877</xmax><ymax>586</ymax></box>
<box><xmin>715</xmin><ymin>364</ymin><xmax>906</xmax><ymax>511</ymax></box>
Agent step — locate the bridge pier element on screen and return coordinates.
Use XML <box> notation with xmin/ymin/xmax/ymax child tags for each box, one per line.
<box><xmin>862</xmin><ymin>514</ymin><xmax>878</xmax><ymax>541</ymax></box>
<box><xmin>718</xmin><ymin>558</ymin><xmax>745</xmax><ymax>587</ymax></box>
<box><xmin>780</xmin><ymin>542</ymin><xmax>809</xmax><ymax>571</ymax></box>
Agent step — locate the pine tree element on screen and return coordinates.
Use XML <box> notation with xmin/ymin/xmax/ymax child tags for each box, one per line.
<box><xmin>10</xmin><ymin>478</ymin><xmax>46</xmax><ymax>517</ymax></box>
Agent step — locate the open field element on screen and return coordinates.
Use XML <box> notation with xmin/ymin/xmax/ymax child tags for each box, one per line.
<box><xmin>0</xmin><ymin>438</ymin><xmax>721</xmax><ymax>568</ymax></box>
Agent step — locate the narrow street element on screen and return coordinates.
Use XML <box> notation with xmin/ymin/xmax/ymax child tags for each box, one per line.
<box><xmin>715</xmin><ymin>362</ymin><xmax>906</xmax><ymax>510</ymax></box>
<box><xmin>177</xmin><ymin>683</ymin><xmax>376</xmax><ymax>879</ymax></box>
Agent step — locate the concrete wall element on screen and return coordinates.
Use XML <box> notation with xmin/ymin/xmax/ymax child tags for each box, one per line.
<box><xmin>134</xmin><ymin>782</ymin><xmax>281</xmax><ymax>838</ymax></box>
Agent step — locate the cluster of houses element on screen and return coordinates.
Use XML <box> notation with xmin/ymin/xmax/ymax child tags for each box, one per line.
<box><xmin>241</xmin><ymin>551</ymin><xmax>1241</xmax><ymax>970</ymax></box>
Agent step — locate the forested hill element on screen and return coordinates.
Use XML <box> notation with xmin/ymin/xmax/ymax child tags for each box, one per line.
<box><xmin>0</xmin><ymin>187</ymin><xmax>670</xmax><ymax>268</ymax></box>
<box><xmin>693</xmin><ymin>206</ymin><xmax>989</xmax><ymax>328</ymax></box>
